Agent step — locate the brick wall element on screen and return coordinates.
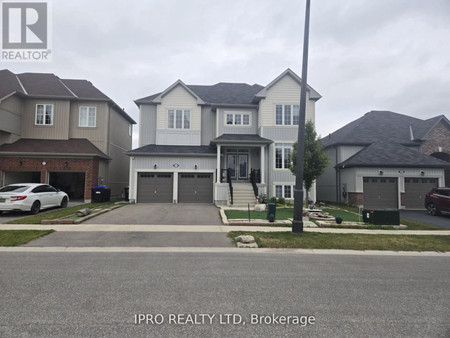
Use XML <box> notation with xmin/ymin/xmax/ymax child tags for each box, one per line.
<box><xmin>347</xmin><ymin>192</ymin><xmax>363</xmax><ymax>206</ymax></box>
<box><xmin>0</xmin><ymin>157</ymin><xmax>99</xmax><ymax>201</ymax></box>
<box><xmin>400</xmin><ymin>192</ymin><xmax>405</xmax><ymax>206</ymax></box>
<box><xmin>421</xmin><ymin>121</ymin><xmax>450</xmax><ymax>156</ymax></box>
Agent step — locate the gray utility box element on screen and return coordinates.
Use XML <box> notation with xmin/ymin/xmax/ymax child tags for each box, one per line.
<box><xmin>363</xmin><ymin>209</ymin><xmax>400</xmax><ymax>225</ymax></box>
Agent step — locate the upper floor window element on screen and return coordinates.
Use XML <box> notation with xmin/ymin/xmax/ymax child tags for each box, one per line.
<box><xmin>275</xmin><ymin>143</ymin><xmax>292</xmax><ymax>169</ymax></box>
<box><xmin>79</xmin><ymin>107</ymin><xmax>96</xmax><ymax>127</ymax></box>
<box><xmin>168</xmin><ymin>109</ymin><xmax>190</xmax><ymax>129</ymax></box>
<box><xmin>225</xmin><ymin>112</ymin><xmax>251</xmax><ymax>126</ymax></box>
<box><xmin>35</xmin><ymin>104</ymin><xmax>53</xmax><ymax>125</ymax></box>
<box><xmin>275</xmin><ymin>104</ymin><xmax>300</xmax><ymax>126</ymax></box>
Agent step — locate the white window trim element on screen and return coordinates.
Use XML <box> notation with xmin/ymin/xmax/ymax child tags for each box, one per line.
<box><xmin>35</xmin><ymin>104</ymin><xmax>54</xmax><ymax>126</ymax></box>
<box><xmin>224</xmin><ymin>111</ymin><xmax>252</xmax><ymax>127</ymax></box>
<box><xmin>79</xmin><ymin>106</ymin><xmax>97</xmax><ymax>128</ymax></box>
<box><xmin>129</xmin><ymin>124</ymin><xmax>132</xmax><ymax>136</ymax></box>
<box><xmin>167</xmin><ymin>109</ymin><xmax>191</xmax><ymax>130</ymax></box>
<box><xmin>273</xmin><ymin>142</ymin><xmax>294</xmax><ymax>170</ymax></box>
<box><xmin>275</xmin><ymin>104</ymin><xmax>300</xmax><ymax>126</ymax></box>
<box><xmin>274</xmin><ymin>184</ymin><xmax>294</xmax><ymax>199</ymax></box>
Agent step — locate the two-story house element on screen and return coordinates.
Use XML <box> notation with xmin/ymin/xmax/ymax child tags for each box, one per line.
<box><xmin>0</xmin><ymin>70</ymin><xmax>136</xmax><ymax>202</ymax></box>
<box><xmin>127</xmin><ymin>69</ymin><xmax>321</xmax><ymax>206</ymax></box>
<box><xmin>316</xmin><ymin>111</ymin><xmax>449</xmax><ymax>210</ymax></box>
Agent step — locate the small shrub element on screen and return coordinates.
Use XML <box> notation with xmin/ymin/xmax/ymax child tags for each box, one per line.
<box><xmin>269</xmin><ymin>197</ymin><xmax>278</xmax><ymax>204</ymax></box>
<box><xmin>278</xmin><ymin>197</ymin><xmax>286</xmax><ymax>205</ymax></box>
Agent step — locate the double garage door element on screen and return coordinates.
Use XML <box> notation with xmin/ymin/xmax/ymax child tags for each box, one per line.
<box><xmin>137</xmin><ymin>172</ymin><xmax>213</xmax><ymax>203</ymax></box>
<box><xmin>363</xmin><ymin>177</ymin><xmax>438</xmax><ymax>209</ymax></box>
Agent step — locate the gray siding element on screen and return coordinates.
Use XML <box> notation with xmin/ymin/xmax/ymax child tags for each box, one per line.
<box><xmin>139</xmin><ymin>104</ymin><xmax>157</xmax><ymax>146</ymax></box>
<box><xmin>316</xmin><ymin>147</ymin><xmax>338</xmax><ymax>202</ymax></box>
<box><xmin>201</xmin><ymin>107</ymin><xmax>216</xmax><ymax>145</ymax></box>
<box><xmin>261</xmin><ymin>127</ymin><xmax>297</xmax><ymax>141</ymax></box>
<box><xmin>0</xmin><ymin>108</ymin><xmax>21</xmax><ymax>135</ymax></box>
<box><xmin>217</xmin><ymin>108</ymin><xmax>257</xmax><ymax>135</ymax></box>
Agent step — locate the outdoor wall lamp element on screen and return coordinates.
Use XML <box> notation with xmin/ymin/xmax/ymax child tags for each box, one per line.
<box><xmin>154</xmin><ymin>164</ymin><xmax>157</xmax><ymax>169</ymax></box>
<box><xmin>19</xmin><ymin>160</ymin><xmax>23</xmax><ymax>166</ymax></box>
<box><xmin>194</xmin><ymin>164</ymin><xmax>198</xmax><ymax>169</ymax></box>
<box><xmin>420</xmin><ymin>170</ymin><xmax>425</xmax><ymax>176</ymax></box>
<box><xmin>42</xmin><ymin>161</ymin><xmax>47</xmax><ymax>166</ymax></box>
<box><xmin>378</xmin><ymin>170</ymin><xmax>383</xmax><ymax>175</ymax></box>
<box><xmin>64</xmin><ymin>161</ymin><xmax>69</xmax><ymax>167</ymax></box>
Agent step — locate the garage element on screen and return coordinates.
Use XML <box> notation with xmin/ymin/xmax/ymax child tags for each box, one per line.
<box><xmin>363</xmin><ymin>177</ymin><xmax>398</xmax><ymax>209</ymax></box>
<box><xmin>404</xmin><ymin>178</ymin><xmax>438</xmax><ymax>209</ymax></box>
<box><xmin>178</xmin><ymin>173</ymin><xmax>213</xmax><ymax>203</ymax></box>
<box><xmin>3</xmin><ymin>170</ymin><xmax>40</xmax><ymax>186</ymax></box>
<box><xmin>49</xmin><ymin>172</ymin><xmax>85</xmax><ymax>200</ymax></box>
<box><xmin>137</xmin><ymin>172</ymin><xmax>173</xmax><ymax>203</ymax></box>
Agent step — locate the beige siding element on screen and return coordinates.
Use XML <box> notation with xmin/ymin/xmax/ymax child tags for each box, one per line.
<box><xmin>0</xmin><ymin>95</ymin><xmax>23</xmax><ymax>114</ymax></box>
<box><xmin>107</xmin><ymin>107</ymin><xmax>133</xmax><ymax>196</ymax></box>
<box><xmin>69</xmin><ymin>101</ymin><xmax>109</xmax><ymax>153</ymax></box>
<box><xmin>338</xmin><ymin>146</ymin><xmax>365</xmax><ymax>163</ymax></box>
<box><xmin>259</xmin><ymin>74</ymin><xmax>315</xmax><ymax>127</ymax></box>
<box><xmin>139</xmin><ymin>104</ymin><xmax>157</xmax><ymax>146</ymax></box>
<box><xmin>156</xmin><ymin>85</ymin><xmax>201</xmax><ymax>146</ymax></box>
<box><xmin>21</xmin><ymin>99</ymin><xmax>70</xmax><ymax>139</ymax></box>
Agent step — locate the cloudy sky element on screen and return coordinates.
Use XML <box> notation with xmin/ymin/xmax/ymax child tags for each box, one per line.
<box><xmin>4</xmin><ymin>0</ymin><xmax>450</xmax><ymax>147</ymax></box>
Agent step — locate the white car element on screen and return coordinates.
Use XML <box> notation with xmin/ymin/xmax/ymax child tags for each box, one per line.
<box><xmin>0</xmin><ymin>183</ymin><xmax>69</xmax><ymax>214</ymax></box>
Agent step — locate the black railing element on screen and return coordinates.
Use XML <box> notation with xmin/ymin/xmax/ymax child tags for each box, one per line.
<box><xmin>250</xmin><ymin>169</ymin><xmax>261</xmax><ymax>198</ymax></box>
<box><xmin>226</xmin><ymin>168</ymin><xmax>233</xmax><ymax>205</ymax></box>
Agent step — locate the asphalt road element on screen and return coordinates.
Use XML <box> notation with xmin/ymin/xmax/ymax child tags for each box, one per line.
<box><xmin>0</xmin><ymin>252</ymin><xmax>448</xmax><ymax>337</ymax></box>
<box><xmin>401</xmin><ymin>210</ymin><xmax>450</xmax><ymax>230</ymax></box>
<box><xmin>89</xmin><ymin>204</ymin><xmax>223</xmax><ymax>225</ymax></box>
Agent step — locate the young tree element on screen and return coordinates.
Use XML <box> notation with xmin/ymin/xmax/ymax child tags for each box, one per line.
<box><xmin>289</xmin><ymin>120</ymin><xmax>329</xmax><ymax>203</ymax></box>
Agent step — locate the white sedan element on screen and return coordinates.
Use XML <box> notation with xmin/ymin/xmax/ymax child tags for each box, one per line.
<box><xmin>0</xmin><ymin>183</ymin><xmax>69</xmax><ymax>214</ymax></box>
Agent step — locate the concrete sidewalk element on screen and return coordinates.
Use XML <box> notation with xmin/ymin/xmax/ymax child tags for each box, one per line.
<box><xmin>1</xmin><ymin>223</ymin><xmax>450</xmax><ymax>235</ymax></box>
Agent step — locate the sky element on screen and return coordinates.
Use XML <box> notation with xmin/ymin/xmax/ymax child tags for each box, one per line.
<box><xmin>3</xmin><ymin>0</ymin><xmax>450</xmax><ymax>147</ymax></box>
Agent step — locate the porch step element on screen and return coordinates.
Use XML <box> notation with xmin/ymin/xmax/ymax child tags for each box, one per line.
<box><xmin>228</xmin><ymin>183</ymin><xmax>256</xmax><ymax>207</ymax></box>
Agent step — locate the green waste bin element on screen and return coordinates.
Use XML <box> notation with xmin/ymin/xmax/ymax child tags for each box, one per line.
<box><xmin>267</xmin><ymin>203</ymin><xmax>276</xmax><ymax>222</ymax></box>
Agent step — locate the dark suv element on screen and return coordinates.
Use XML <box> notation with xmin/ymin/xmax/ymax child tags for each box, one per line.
<box><xmin>425</xmin><ymin>188</ymin><xmax>450</xmax><ymax>215</ymax></box>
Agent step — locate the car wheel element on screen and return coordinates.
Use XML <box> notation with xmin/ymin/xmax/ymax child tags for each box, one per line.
<box><xmin>30</xmin><ymin>201</ymin><xmax>41</xmax><ymax>215</ymax></box>
<box><xmin>60</xmin><ymin>196</ymin><xmax>68</xmax><ymax>208</ymax></box>
<box><xmin>426</xmin><ymin>202</ymin><xmax>439</xmax><ymax>216</ymax></box>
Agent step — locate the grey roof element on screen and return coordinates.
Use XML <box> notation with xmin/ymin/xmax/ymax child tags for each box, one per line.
<box><xmin>135</xmin><ymin>69</ymin><xmax>321</xmax><ymax>106</ymax></box>
<box><xmin>211</xmin><ymin>134</ymin><xmax>273</xmax><ymax>144</ymax></box>
<box><xmin>337</xmin><ymin>141</ymin><xmax>449</xmax><ymax>169</ymax></box>
<box><xmin>127</xmin><ymin>144</ymin><xmax>217</xmax><ymax>156</ymax></box>
<box><xmin>0</xmin><ymin>138</ymin><xmax>111</xmax><ymax>160</ymax></box>
<box><xmin>322</xmin><ymin>110</ymin><xmax>449</xmax><ymax>148</ymax></box>
<box><xmin>0</xmin><ymin>69</ymin><xmax>136</xmax><ymax>124</ymax></box>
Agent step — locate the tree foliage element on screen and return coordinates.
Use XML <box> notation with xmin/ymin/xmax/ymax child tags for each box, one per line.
<box><xmin>289</xmin><ymin>120</ymin><xmax>329</xmax><ymax>200</ymax></box>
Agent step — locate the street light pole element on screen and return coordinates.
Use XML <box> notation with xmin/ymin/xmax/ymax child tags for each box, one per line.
<box><xmin>292</xmin><ymin>0</ymin><xmax>311</xmax><ymax>234</ymax></box>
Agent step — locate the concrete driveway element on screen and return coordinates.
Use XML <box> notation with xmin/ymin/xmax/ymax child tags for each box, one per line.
<box><xmin>400</xmin><ymin>210</ymin><xmax>450</xmax><ymax>230</ymax></box>
<box><xmin>88</xmin><ymin>203</ymin><xmax>223</xmax><ymax>225</ymax></box>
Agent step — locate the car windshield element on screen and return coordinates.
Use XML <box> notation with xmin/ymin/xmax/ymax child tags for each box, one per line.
<box><xmin>0</xmin><ymin>185</ymin><xmax>29</xmax><ymax>193</ymax></box>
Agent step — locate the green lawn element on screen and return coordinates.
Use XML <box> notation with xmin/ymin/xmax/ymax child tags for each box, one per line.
<box><xmin>321</xmin><ymin>208</ymin><xmax>361</xmax><ymax>222</ymax></box>
<box><xmin>0</xmin><ymin>230</ymin><xmax>54</xmax><ymax>246</ymax></box>
<box><xmin>225</xmin><ymin>208</ymin><xmax>294</xmax><ymax>220</ymax></box>
<box><xmin>228</xmin><ymin>231</ymin><xmax>450</xmax><ymax>252</ymax></box>
<box><xmin>6</xmin><ymin>200</ymin><xmax>120</xmax><ymax>224</ymax></box>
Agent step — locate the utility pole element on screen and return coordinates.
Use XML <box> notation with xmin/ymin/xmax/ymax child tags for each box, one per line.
<box><xmin>292</xmin><ymin>0</ymin><xmax>311</xmax><ymax>234</ymax></box>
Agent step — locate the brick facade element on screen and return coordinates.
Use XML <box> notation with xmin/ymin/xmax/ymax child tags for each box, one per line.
<box><xmin>421</xmin><ymin>121</ymin><xmax>450</xmax><ymax>156</ymax></box>
<box><xmin>400</xmin><ymin>192</ymin><xmax>405</xmax><ymax>206</ymax></box>
<box><xmin>0</xmin><ymin>156</ymin><xmax>99</xmax><ymax>201</ymax></box>
<box><xmin>347</xmin><ymin>192</ymin><xmax>363</xmax><ymax>206</ymax></box>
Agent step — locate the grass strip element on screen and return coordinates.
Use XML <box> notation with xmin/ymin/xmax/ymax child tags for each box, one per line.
<box><xmin>6</xmin><ymin>200</ymin><xmax>119</xmax><ymax>224</ymax></box>
<box><xmin>0</xmin><ymin>230</ymin><xmax>54</xmax><ymax>246</ymax></box>
<box><xmin>228</xmin><ymin>231</ymin><xmax>450</xmax><ymax>252</ymax></box>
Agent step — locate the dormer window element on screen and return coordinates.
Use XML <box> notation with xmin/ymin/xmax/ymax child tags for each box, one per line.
<box><xmin>225</xmin><ymin>112</ymin><xmax>251</xmax><ymax>126</ymax></box>
<box><xmin>275</xmin><ymin>104</ymin><xmax>300</xmax><ymax>125</ymax></box>
<box><xmin>35</xmin><ymin>104</ymin><xmax>53</xmax><ymax>125</ymax></box>
<box><xmin>168</xmin><ymin>109</ymin><xmax>190</xmax><ymax>129</ymax></box>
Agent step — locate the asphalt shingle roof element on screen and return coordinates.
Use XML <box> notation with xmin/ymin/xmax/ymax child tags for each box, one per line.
<box><xmin>321</xmin><ymin>111</ymin><xmax>449</xmax><ymax>148</ymax></box>
<box><xmin>0</xmin><ymin>138</ymin><xmax>110</xmax><ymax>159</ymax></box>
<box><xmin>127</xmin><ymin>144</ymin><xmax>217</xmax><ymax>156</ymax></box>
<box><xmin>211</xmin><ymin>134</ymin><xmax>273</xmax><ymax>144</ymax></box>
<box><xmin>0</xmin><ymin>69</ymin><xmax>25</xmax><ymax>98</ymax></box>
<box><xmin>337</xmin><ymin>141</ymin><xmax>448</xmax><ymax>168</ymax></box>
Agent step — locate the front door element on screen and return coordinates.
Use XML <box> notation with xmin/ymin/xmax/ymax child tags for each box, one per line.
<box><xmin>227</xmin><ymin>154</ymin><xmax>248</xmax><ymax>181</ymax></box>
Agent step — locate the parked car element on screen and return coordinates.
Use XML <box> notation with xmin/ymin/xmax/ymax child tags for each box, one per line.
<box><xmin>0</xmin><ymin>183</ymin><xmax>69</xmax><ymax>214</ymax></box>
<box><xmin>425</xmin><ymin>187</ymin><xmax>450</xmax><ymax>215</ymax></box>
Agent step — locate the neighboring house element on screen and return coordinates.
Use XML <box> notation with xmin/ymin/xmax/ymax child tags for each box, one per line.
<box><xmin>317</xmin><ymin>111</ymin><xmax>450</xmax><ymax>210</ymax></box>
<box><xmin>128</xmin><ymin>69</ymin><xmax>321</xmax><ymax>206</ymax></box>
<box><xmin>0</xmin><ymin>69</ymin><xmax>136</xmax><ymax>202</ymax></box>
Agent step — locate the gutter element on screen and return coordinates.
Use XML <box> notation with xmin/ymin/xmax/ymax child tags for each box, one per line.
<box><xmin>0</xmin><ymin>152</ymin><xmax>111</xmax><ymax>160</ymax></box>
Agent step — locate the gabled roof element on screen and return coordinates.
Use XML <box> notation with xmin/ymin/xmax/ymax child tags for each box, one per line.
<box><xmin>127</xmin><ymin>144</ymin><xmax>217</xmax><ymax>156</ymax></box>
<box><xmin>151</xmin><ymin>80</ymin><xmax>205</xmax><ymax>104</ymax></box>
<box><xmin>0</xmin><ymin>138</ymin><xmax>111</xmax><ymax>160</ymax></box>
<box><xmin>0</xmin><ymin>69</ymin><xmax>136</xmax><ymax>124</ymax></box>
<box><xmin>210</xmin><ymin>134</ymin><xmax>273</xmax><ymax>145</ymax></box>
<box><xmin>336</xmin><ymin>141</ymin><xmax>448</xmax><ymax>169</ymax></box>
<box><xmin>134</xmin><ymin>69</ymin><xmax>321</xmax><ymax>106</ymax></box>
<box><xmin>322</xmin><ymin>110</ymin><xmax>449</xmax><ymax>148</ymax></box>
<box><xmin>253</xmin><ymin>68</ymin><xmax>321</xmax><ymax>102</ymax></box>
